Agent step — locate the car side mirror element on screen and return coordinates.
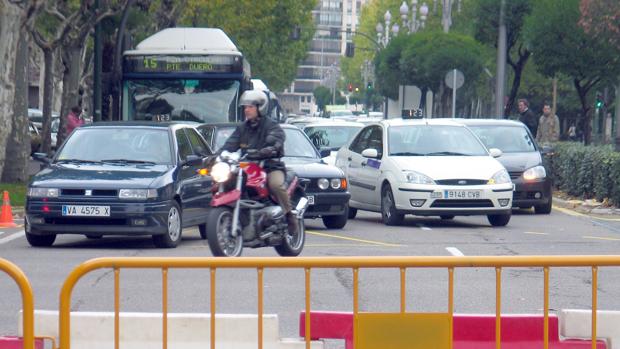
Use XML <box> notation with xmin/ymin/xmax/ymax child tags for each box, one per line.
<box><xmin>541</xmin><ymin>145</ymin><xmax>554</xmax><ymax>156</ymax></box>
<box><xmin>183</xmin><ymin>154</ymin><xmax>202</xmax><ymax>166</ymax></box>
<box><xmin>489</xmin><ymin>148</ymin><xmax>503</xmax><ymax>158</ymax></box>
<box><xmin>32</xmin><ymin>152</ymin><xmax>51</xmax><ymax>164</ymax></box>
<box><xmin>361</xmin><ymin>148</ymin><xmax>378</xmax><ymax>158</ymax></box>
<box><xmin>319</xmin><ymin>147</ymin><xmax>331</xmax><ymax>158</ymax></box>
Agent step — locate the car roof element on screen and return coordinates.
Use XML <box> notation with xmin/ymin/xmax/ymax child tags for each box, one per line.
<box><xmin>370</xmin><ymin>118</ymin><xmax>468</xmax><ymax>128</ymax></box>
<box><xmin>303</xmin><ymin>121</ymin><xmax>364</xmax><ymax>128</ymax></box>
<box><xmin>82</xmin><ymin>121</ymin><xmax>199</xmax><ymax>129</ymax></box>
<box><xmin>448</xmin><ymin>118</ymin><xmax>526</xmax><ymax>127</ymax></box>
<box><xmin>197</xmin><ymin>122</ymin><xmax>240</xmax><ymax>128</ymax></box>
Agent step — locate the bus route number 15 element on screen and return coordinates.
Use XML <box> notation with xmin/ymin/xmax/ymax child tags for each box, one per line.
<box><xmin>143</xmin><ymin>58</ymin><xmax>158</xmax><ymax>69</ymax></box>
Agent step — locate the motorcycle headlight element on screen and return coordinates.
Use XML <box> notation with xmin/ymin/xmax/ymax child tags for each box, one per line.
<box><xmin>27</xmin><ymin>187</ymin><xmax>59</xmax><ymax>198</ymax></box>
<box><xmin>488</xmin><ymin>169</ymin><xmax>511</xmax><ymax>185</ymax></box>
<box><xmin>523</xmin><ymin>166</ymin><xmax>546</xmax><ymax>181</ymax></box>
<box><xmin>404</xmin><ymin>171</ymin><xmax>435</xmax><ymax>185</ymax></box>
<box><xmin>211</xmin><ymin>162</ymin><xmax>231</xmax><ymax>183</ymax></box>
<box><xmin>317</xmin><ymin>178</ymin><xmax>330</xmax><ymax>190</ymax></box>
<box><xmin>119</xmin><ymin>189</ymin><xmax>157</xmax><ymax>200</ymax></box>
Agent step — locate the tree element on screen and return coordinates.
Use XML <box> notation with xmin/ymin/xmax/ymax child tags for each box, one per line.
<box><xmin>374</xmin><ymin>34</ymin><xmax>409</xmax><ymax>100</ymax></box>
<box><xmin>313</xmin><ymin>86</ymin><xmax>331</xmax><ymax>112</ymax></box>
<box><xmin>179</xmin><ymin>0</ymin><xmax>315</xmax><ymax>92</ymax></box>
<box><xmin>580</xmin><ymin>0</ymin><xmax>620</xmax><ymax>50</ymax></box>
<box><xmin>472</xmin><ymin>0</ymin><xmax>533</xmax><ymax>116</ymax></box>
<box><xmin>525</xmin><ymin>0</ymin><xmax>620</xmax><ymax>145</ymax></box>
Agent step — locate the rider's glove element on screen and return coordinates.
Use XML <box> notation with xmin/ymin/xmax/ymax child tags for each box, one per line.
<box><xmin>258</xmin><ymin>146</ymin><xmax>276</xmax><ymax>158</ymax></box>
<box><xmin>246</xmin><ymin>149</ymin><xmax>261</xmax><ymax>160</ymax></box>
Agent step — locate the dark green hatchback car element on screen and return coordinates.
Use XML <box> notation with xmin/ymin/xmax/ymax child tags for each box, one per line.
<box><xmin>27</xmin><ymin>122</ymin><xmax>213</xmax><ymax>248</ymax></box>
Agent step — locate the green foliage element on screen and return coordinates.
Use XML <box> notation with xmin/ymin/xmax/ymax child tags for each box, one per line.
<box><xmin>374</xmin><ymin>35</ymin><xmax>409</xmax><ymax>99</ymax></box>
<box><xmin>179</xmin><ymin>0</ymin><xmax>316</xmax><ymax>92</ymax></box>
<box><xmin>313</xmin><ymin>86</ymin><xmax>331</xmax><ymax>112</ymax></box>
<box><xmin>0</xmin><ymin>183</ymin><xmax>26</xmax><ymax>207</ymax></box>
<box><xmin>551</xmin><ymin>142</ymin><xmax>620</xmax><ymax>204</ymax></box>
<box><xmin>472</xmin><ymin>0</ymin><xmax>532</xmax><ymax>49</ymax></box>
<box><xmin>399</xmin><ymin>31</ymin><xmax>485</xmax><ymax>92</ymax></box>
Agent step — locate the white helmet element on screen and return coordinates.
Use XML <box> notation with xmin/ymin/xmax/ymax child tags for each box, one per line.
<box><xmin>239</xmin><ymin>90</ymin><xmax>269</xmax><ymax>117</ymax></box>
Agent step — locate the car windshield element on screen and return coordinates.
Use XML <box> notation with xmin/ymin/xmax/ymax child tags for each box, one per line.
<box><xmin>284</xmin><ymin>128</ymin><xmax>318</xmax><ymax>159</ymax></box>
<box><xmin>468</xmin><ymin>125</ymin><xmax>536</xmax><ymax>153</ymax></box>
<box><xmin>214</xmin><ymin>127</ymin><xmax>237</xmax><ymax>151</ymax></box>
<box><xmin>123</xmin><ymin>79</ymin><xmax>240</xmax><ymax>123</ymax></box>
<box><xmin>57</xmin><ymin>128</ymin><xmax>173</xmax><ymax>164</ymax></box>
<box><xmin>304</xmin><ymin>125</ymin><xmax>362</xmax><ymax>151</ymax></box>
<box><xmin>389</xmin><ymin>125</ymin><xmax>488</xmax><ymax>156</ymax></box>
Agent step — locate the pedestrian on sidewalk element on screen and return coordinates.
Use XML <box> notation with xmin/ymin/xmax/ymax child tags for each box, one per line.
<box><xmin>65</xmin><ymin>105</ymin><xmax>85</xmax><ymax>138</ymax></box>
<box><xmin>536</xmin><ymin>102</ymin><xmax>560</xmax><ymax>145</ymax></box>
<box><xmin>517</xmin><ymin>98</ymin><xmax>538</xmax><ymax>137</ymax></box>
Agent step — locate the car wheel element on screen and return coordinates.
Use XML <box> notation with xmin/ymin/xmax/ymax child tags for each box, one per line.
<box><xmin>381</xmin><ymin>184</ymin><xmax>404</xmax><ymax>226</ymax></box>
<box><xmin>199</xmin><ymin>224</ymin><xmax>207</xmax><ymax>239</ymax></box>
<box><xmin>152</xmin><ymin>201</ymin><xmax>182</xmax><ymax>248</ymax></box>
<box><xmin>25</xmin><ymin>223</ymin><xmax>56</xmax><ymax>247</ymax></box>
<box><xmin>487</xmin><ymin>213</ymin><xmax>511</xmax><ymax>227</ymax></box>
<box><xmin>322</xmin><ymin>205</ymin><xmax>348</xmax><ymax>229</ymax></box>
<box><xmin>206</xmin><ymin>207</ymin><xmax>243</xmax><ymax>257</ymax></box>
<box><xmin>348</xmin><ymin>207</ymin><xmax>357</xmax><ymax>219</ymax></box>
<box><xmin>440</xmin><ymin>215</ymin><xmax>455</xmax><ymax>220</ymax></box>
<box><xmin>534</xmin><ymin>198</ymin><xmax>552</xmax><ymax>214</ymax></box>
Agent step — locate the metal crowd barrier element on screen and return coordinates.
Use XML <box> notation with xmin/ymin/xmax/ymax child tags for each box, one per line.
<box><xmin>0</xmin><ymin>257</ymin><xmax>35</xmax><ymax>349</ymax></box>
<box><xmin>58</xmin><ymin>256</ymin><xmax>620</xmax><ymax>349</ymax></box>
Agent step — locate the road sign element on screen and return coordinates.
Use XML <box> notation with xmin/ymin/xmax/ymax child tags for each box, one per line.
<box><xmin>445</xmin><ymin>69</ymin><xmax>464</xmax><ymax>90</ymax></box>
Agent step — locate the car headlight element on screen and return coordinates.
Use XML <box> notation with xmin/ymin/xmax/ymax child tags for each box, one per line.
<box><xmin>27</xmin><ymin>188</ymin><xmax>59</xmax><ymax>198</ymax></box>
<box><xmin>488</xmin><ymin>169</ymin><xmax>511</xmax><ymax>185</ymax></box>
<box><xmin>317</xmin><ymin>178</ymin><xmax>330</xmax><ymax>190</ymax></box>
<box><xmin>211</xmin><ymin>162</ymin><xmax>231</xmax><ymax>183</ymax></box>
<box><xmin>330</xmin><ymin>178</ymin><xmax>341</xmax><ymax>189</ymax></box>
<box><xmin>119</xmin><ymin>189</ymin><xmax>158</xmax><ymax>200</ymax></box>
<box><xmin>404</xmin><ymin>171</ymin><xmax>435</xmax><ymax>185</ymax></box>
<box><xmin>523</xmin><ymin>166</ymin><xmax>546</xmax><ymax>181</ymax></box>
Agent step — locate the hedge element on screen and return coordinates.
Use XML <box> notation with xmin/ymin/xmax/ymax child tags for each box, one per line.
<box><xmin>549</xmin><ymin>142</ymin><xmax>620</xmax><ymax>204</ymax></box>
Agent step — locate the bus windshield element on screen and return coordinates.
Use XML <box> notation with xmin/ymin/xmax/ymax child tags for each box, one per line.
<box><xmin>123</xmin><ymin>79</ymin><xmax>240</xmax><ymax>123</ymax></box>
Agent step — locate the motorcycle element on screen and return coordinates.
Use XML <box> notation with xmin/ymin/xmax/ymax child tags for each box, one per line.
<box><xmin>203</xmin><ymin>150</ymin><xmax>309</xmax><ymax>257</ymax></box>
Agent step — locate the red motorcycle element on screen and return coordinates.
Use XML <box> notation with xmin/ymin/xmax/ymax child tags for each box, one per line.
<box><xmin>204</xmin><ymin>150</ymin><xmax>308</xmax><ymax>257</ymax></box>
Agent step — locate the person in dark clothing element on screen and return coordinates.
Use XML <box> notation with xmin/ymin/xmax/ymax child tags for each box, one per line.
<box><xmin>517</xmin><ymin>98</ymin><xmax>538</xmax><ymax>136</ymax></box>
<box><xmin>214</xmin><ymin>90</ymin><xmax>297</xmax><ymax>235</ymax></box>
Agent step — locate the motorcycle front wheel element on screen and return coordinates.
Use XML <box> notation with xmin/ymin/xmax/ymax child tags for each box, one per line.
<box><xmin>206</xmin><ymin>207</ymin><xmax>243</xmax><ymax>257</ymax></box>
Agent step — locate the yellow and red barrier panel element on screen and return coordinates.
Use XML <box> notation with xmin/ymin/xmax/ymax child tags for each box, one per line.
<box><xmin>0</xmin><ymin>258</ymin><xmax>35</xmax><ymax>349</ymax></box>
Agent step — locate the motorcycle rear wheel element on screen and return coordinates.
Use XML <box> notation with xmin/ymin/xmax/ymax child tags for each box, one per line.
<box><xmin>274</xmin><ymin>217</ymin><xmax>305</xmax><ymax>257</ymax></box>
<box><xmin>206</xmin><ymin>207</ymin><xmax>243</xmax><ymax>257</ymax></box>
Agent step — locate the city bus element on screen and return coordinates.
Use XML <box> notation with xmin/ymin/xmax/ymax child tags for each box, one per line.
<box><xmin>122</xmin><ymin>28</ymin><xmax>252</xmax><ymax>123</ymax></box>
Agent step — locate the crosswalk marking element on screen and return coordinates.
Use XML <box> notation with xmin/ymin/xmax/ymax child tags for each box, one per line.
<box><xmin>446</xmin><ymin>247</ymin><xmax>465</xmax><ymax>256</ymax></box>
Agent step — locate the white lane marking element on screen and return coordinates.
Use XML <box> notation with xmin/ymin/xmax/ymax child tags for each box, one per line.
<box><xmin>524</xmin><ymin>231</ymin><xmax>548</xmax><ymax>235</ymax></box>
<box><xmin>416</xmin><ymin>224</ymin><xmax>432</xmax><ymax>231</ymax></box>
<box><xmin>446</xmin><ymin>247</ymin><xmax>465</xmax><ymax>256</ymax></box>
<box><xmin>0</xmin><ymin>231</ymin><xmax>25</xmax><ymax>244</ymax></box>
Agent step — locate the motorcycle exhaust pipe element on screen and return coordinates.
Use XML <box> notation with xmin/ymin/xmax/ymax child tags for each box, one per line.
<box><xmin>294</xmin><ymin>197</ymin><xmax>309</xmax><ymax>219</ymax></box>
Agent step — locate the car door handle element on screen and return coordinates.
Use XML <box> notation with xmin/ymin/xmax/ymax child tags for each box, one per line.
<box><xmin>347</xmin><ymin>157</ymin><xmax>352</xmax><ymax>161</ymax></box>
<box><xmin>361</xmin><ymin>162</ymin><xmax>367</xmax><ymax>167</ymax></box>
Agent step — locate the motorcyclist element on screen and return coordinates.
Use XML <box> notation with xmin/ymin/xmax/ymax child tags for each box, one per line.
<box><xmin>209</xmin><ymin>90</ymin><xmax>298</xmax><ymax>235</ymax></box>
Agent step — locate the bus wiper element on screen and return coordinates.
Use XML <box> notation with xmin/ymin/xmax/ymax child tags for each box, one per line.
<box><xmin>390</xmin><ymin>152</ymin><xmax>424</xmax><ymax>156</ymax></box>
<box><xmin>102</xmin><ymin>159</ymin><xmax>157</xmax><ymax>165</ymax></box>
<box><xmin>56</xmin><ymin>159</ymin><xmax>102</xmax><ymax>164</ymax></box>
<box><xmin>425</xmin><ymin>151</ymin><xmax>471</xmax><ymax>156</ymax></box>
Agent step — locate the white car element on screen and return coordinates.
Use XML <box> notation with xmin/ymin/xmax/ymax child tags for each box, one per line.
<box><xmin>303</xmin><ymin>121</ymin><xmax>363</xmax><ymax>166</ymax></box>
<box><xmin>335</xmin><ymin>119</ymin><xmax>514</xmax><ymax>226</ymax></box>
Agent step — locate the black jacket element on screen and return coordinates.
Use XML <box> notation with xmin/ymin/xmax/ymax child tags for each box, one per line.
<box><xmin>220</xmin><ymin>117</ymin><xmax>286</xmax><ymax>172</ymax></box>
<box><xmin>519</xmin><ymin>108</ymin><xmax>538</xmax><ymax>137</ymax></box>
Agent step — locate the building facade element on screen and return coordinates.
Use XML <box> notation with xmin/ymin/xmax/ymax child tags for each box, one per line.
<box><xmin>278</xmin><ymin>0</ymin><xmax>367</xmax><ymax>115</ymax></box>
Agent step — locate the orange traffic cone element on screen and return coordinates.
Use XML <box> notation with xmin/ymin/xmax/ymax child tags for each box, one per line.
<box><xmin>0</xmin><ymin>191</ymin><xmax>17</xmax><ymax>228</ymax></box>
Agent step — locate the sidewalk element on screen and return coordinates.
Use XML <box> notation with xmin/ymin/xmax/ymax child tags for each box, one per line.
<box><xmin>552</xmin><ymin>191</ymin><xmax>620</xmax><ymax>217</ymax></box>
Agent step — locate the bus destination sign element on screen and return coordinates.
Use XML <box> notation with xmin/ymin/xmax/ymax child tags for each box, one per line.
<box><xmin>123</xmin><ymin>55</ymin><xmax>243</xmax><ymax>74</ymax></box>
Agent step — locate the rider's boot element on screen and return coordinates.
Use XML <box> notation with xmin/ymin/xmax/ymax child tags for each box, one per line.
<box><xmin>285</xmin><ymin>212</ymin><xmax>298</xmax><ymax>235</ymax></box>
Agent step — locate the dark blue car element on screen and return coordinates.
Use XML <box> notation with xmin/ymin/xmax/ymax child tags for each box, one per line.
<box><xmin>26</xmin><ymin>122</ymin><xmax>213</xmax><ymax>248</ymax></box>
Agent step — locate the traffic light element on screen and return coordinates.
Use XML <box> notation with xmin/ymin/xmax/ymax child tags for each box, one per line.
<box><xmin>367</xmin><ymin>82</ymin><xmax>372</xmax><ymax>90</ymax></box>
<box><xmin>595</xmin><ymin>93</ymin><xmax>604</xmax><ymax>109</ymax></box>
<box><xmin>355</xmin><ymin>87</ymin><xmax>359</xmax><ymax>92</ymax></box>
<box><xmin>345</xmin><ymin>42</ymin><xmax>355</xmax><ymax>57</ymax></box>
<box><xmin>348</xmin><ymin>83</ymin><xmax>353</xmax><ymax>92</ymax></box>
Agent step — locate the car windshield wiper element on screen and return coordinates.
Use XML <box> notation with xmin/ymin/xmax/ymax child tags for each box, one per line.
<box><xmin>55</xmin><ymin>158</ymin><xmax>102</xmax><ymax>164</ymax></box>
<box><xmin>390</xmin><ymin>152</ymin><xmax>424</xmax><ymax>156</ymax></box>
<box><xmin>424</xmin><ymin>151</ymin><xmax>472</xmax><ymax>156</ymax></box>
<box><xmin>102</xmin><ymin>159</ymin><xmax>157</xmax><ymax>165</ymax></box>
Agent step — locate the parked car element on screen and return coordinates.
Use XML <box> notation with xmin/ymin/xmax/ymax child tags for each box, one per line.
<box><xmin>29</xmin><ymin>122</ymin><xmax>41</xmax><ymax>154</ymax></box>
<box><xmin>303</xmin><ymin>120</ymin><xmax>363</xmax><ymax>165</ymax></box>
<box><xmin>198</xmin><ymin>122</ymin><xmax>351</xmax><ymax>228</ymax></box>
<box><xmin>335</xmin><ymin>119</ymin><xmax>514</xmax><ymax>226</ymax></box>
<box><xmin>28</xmin><ymin>108</ymin><xmax>59</xmax><ymax>130</ymax></box>
<box><xmin>26</xmin><ymin>122</ymin><xmax>213</xmax><ymax>248</ymax></box>
<box><xmin>51</xmin><ymin>118</ymin><xmax>60</xmax><ymax>149</ymax></box>
<box><xmin>455</xmin><ymin>118</ymin><xmax>552</xmax><ymax>214</ymax></box>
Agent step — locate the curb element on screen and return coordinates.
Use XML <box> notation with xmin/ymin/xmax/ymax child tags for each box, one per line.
<box><xmin>553</xmin><ymin>195</ymin><xmax>620</xmax><ymax>217</ymax></box>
